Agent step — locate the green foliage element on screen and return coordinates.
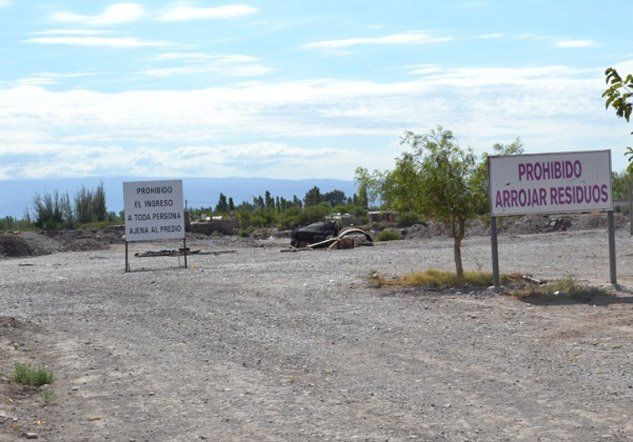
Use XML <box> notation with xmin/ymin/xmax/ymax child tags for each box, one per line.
<box><xmin>394</xmin><ymin>127</ymin><xmax>478</xmax><ymax>276</ymax></box>
<box><xmin>0</xmin><ymin>216</ymin><xmax>33</xmax><ymax>232</ymax></box>
<box><xmin>32</xmin><ymin>183</ymin><xmax>108</xmax><ymax>230</ymax></box>
<box><xmin>13</xmin><ymin>363</ymin><xmax>54</xmax><ymax>386</ymax></box>
<box><xmin>304</xmin><ymin>186</ymin><xmax>323</xmax><ymax>206</ymax></box>
<box><xmin>396</xmin><ymin>212</ymin><xmax>421</xmax><ymax>227</ymax></box>
<box><xmin>354</xmin><ymin>167</ymin><xmax>382</xmax><ymax>208</ymax></box>
<box><xmin>42</xmin><ymin>387</ymin><xmax>58</xmax><ymax>403</ymax></box>
<box><xmin>375</xmin><ymin>229</ymin><xmax>402</xmax><ymax>241</ymax></box>
<box><xmin>510</xmin><ymin>277</ymin><xmax>609</xmax><ymax>303</ymax></box>
<box><xmin>612</xmin><ymin>170</ymin><xmax>631</xmax><ymax>200</ymax></box>
<box><xmin>472</xmin><ymin>139</ymin><xmax>525</xmax><ymax>215</ymax></box>
<box><xmin>371</xmin><ymin>269</ymin><xmax>520</xmax><ymax>288</ymax></box>
<box><xmin>75</xmin><ymin>183</ymin><xmax>107</xmax><ymax>225</ymax></box>
<box><xmin>603</xmin><ymin>67</ymin><xmax>633</xmax><ymax>168</ymax></box>
<box><xmin>215</xmin><ymin>193</ymin><xmax>229</xmax><ymax>213</ymax></box>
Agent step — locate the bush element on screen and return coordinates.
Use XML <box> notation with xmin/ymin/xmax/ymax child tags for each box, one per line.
<box><xmin>397</xmin><ymin>212</ymin><xmax>421</xmax><ymax>227</ymax></box>
<box><xmin>371</xmin><ymin>269</ymin><xmax>520</xmax><ymax>288</ymax></box>
<box><xmin>13</xmin><ymin>363</ymin><xmax>54</xmax><ymax>386</ymax></box>
<box><xmin>375</xmin><ymin>229</ymin><xmax>402</xmax><ymax>241</ymax></box>
<box><xmin>510</xmin><ymin>277</ymin><xmax>609</xmax><ymax>303</ymax></box>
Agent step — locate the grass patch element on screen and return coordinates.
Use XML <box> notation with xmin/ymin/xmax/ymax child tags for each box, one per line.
<box><xmin>375</xmin><ymin>229</ymin><xmax>402</xmax><ymax>242</ymax></box>
<box><xmin>509</xmin><ymin>277</ymin><xmax>609</xmax><ymax>303</ymax></box>
<box><xmin>13</xmin><ymin>363</ymin><xmax>54</xmax><ymax>387</ymax></box>
<box><xmin>41</xmin><ymin>387</ymin><xmax>58</xmax><ymax>403</ymax></box>
<box><xmin>371</xmin><ymin>269</ymin><xmax>520</xmax><ymax>288</ymax></box>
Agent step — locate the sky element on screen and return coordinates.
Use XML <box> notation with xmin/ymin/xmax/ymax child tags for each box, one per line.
<box><xmin>0</xmin><ymin>0</ymin><xmax>632</xmax><ymax>181</ymax></box>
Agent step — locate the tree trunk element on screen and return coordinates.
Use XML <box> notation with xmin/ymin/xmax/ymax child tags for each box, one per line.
<box><xmin>454</xmin><ymin>236</ymin><xmax>463</xmax><ymax>279</ymax></box>
<box><xmin>453</xmin><ymin>218</ymin><xmax>466</xmax><ymax>279</ymax></box>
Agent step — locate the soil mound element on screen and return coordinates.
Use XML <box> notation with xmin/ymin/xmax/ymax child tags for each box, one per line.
<box><xmin>0</xmin><ymin>234</ymin><xmax>33</xmax><ymax>257</ymax></box>
<box><xmin>0</xmin><ymin>232</ymin><xmax>61</xmax><ymax>257</ymax></box>
<box><xmin>64</xmin><ymin>238</ymin><xmax>110</xmax><ymax>252</ymax></box>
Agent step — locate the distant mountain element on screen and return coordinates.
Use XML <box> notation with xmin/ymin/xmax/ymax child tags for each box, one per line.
<box><xmin>0</xmin><ymin>177</ymin><xmax>357</xmax><ymax>218</ymax></box>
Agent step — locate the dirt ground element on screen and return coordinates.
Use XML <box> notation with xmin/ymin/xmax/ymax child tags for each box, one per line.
<box><xmin>1</xmin><ymin>229</ymin><xmax>633</xmax><ymax>441</ymax></box>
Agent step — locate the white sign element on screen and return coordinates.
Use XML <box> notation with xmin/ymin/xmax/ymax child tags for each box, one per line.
<box><xmin>123</xmin><ymin>180</ymin><xmax>185</xmax><ymax>242</ymax></box>
<box><xmin>489</xmin><ymin>150</ymin><xmax>612</xmax><ymax>217</ymax></box>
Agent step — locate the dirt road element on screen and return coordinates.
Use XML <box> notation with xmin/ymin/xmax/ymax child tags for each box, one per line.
<box><xmin>1</xmin><ymin>230</ymin><xmax>633</xmax><ymax>440</ymax></box>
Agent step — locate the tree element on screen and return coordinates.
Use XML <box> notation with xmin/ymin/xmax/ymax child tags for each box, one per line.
<box><xmin>304</xmin><ymin>186</ymin><xmax>322</xmax><ymax>206</ymax></box>
<box><xmin>471</xmin><ymin>138</ymin><xmax>524</xmax><ymax>215</ymax></box>
<box><xmin>322</xmin><ymin>189</ymin><xmax>346</xmax><ymax>206</ymax></box>
<box><xmin>215</xmin><ymin>193</ymin><xmax>229</xmax><ymax>213</ymax></box>
<box><xmin>603</xmin><ymin>67</ymin><xmax>633</xmax><ymax>168</ymax></box>
<box><xmin>228</xmin><ymin>197</ymin><xmax>235</xmax><ymax>212</ymax></box>
<box><xmin>382</xmin><ymin>126</ymin><xmax>479</xmax><ymax>278</ymax></box>
<box><xmin>92</xmin><ymin>182</ymin><xmax>107</xmax><ymax>222</ymax></box>
<box><xmin>354</xmin><ymin>167</ymin><xmax>382</xmax><ymax>208</ymax></box>
<box><xmin>264</xmin><ymin>191</ymin><xmax>274</xmax><ymax>209</ymax></box>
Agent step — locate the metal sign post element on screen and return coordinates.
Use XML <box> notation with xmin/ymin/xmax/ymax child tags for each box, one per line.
<box><xmin>608</xmin><ymin>211</ymin><xmax>617</xmax><ymax>284</ymax></box>
<box><xmin>490</xmin><ymin>216</ymin><xmax>500</xmax><ymax>288</ymax></box>
<box><xmin>125</xmin><ymin>241</ymin><xmax>130</xmax><ymax>272</ymax></box>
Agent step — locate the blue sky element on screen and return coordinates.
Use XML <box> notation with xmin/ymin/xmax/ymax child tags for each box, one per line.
<box><xmin>0</xmin><ymin>0</ymin><xmax>632</xmax><ymax>180</ymax></box>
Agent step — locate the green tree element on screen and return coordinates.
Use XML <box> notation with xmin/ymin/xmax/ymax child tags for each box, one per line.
<box><xmin>215</xmin><ymin>193</ymin><xmax>229</xmax><ymax>213</ymax></box>
<box><xmin>322</xmin><ymin>189</ymin><xmax>346</xmax><ymax>206</ymax></box>
<box><xmin>304</xmin><ymin>186</ymin><xmax>322</xmax><ymax>206</ymax></box>
<box><xmin>354</xmin><ymin>167</ymin><xmax>382</xmax><ymax>209</ymax></box>
<box><xmin>471</xmin><ymin>138</ymin><xmax>524</xmax><ymax>215</ymax></box>
<box><xmin>92</xmin><ymin>182</ymin><xmax>107</xmax><ymax>222</ymax></box>
<box><xmin>611</xmin><ymin>170</ymin><xmax>631</xmax><ymax>200</ymax></box>
<box><xmin>603</xmin><ymin>67</ymin><xmax>633</xmax><ymax>168</ymax></box>
<box><xmin>382</xmin><ymin>126</ymin><xmax>479</xmax><ymax>278</ymax></box>
<box><xmin>264</xmin><ymin>191</ymin><xmax>275</xmax><ymax>209</ymax></box>
<box><xmin>228</xmin><ymin>197</ymin><xmax>235</xmax><ymax>212</ymax></box>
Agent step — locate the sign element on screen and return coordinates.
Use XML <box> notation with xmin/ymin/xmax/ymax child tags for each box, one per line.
<box><xmin>489</xmin><ymin>150</ymin><xmax>612</xmax><ymax>217</ymax></box>
<box><xmin>123</xmin><ymin>180</ymin><xmax>185</xmax><ymax>242</ymax></box>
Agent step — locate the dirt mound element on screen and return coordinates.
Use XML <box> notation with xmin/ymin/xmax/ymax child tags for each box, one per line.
<box><xmin>0</xmin><ymin>234</ymin><xmax>33</xmax><ymax>257</ymax></box>
<box><xmin>0</xmin><ymin>232</ymin><xmax>62</xmax><ymax>257</ymax></box>
<box><xmin>64</xmin><ymin>238</ymin><xmax>110</xmax><ymax>252</ymax></box>
<box><xmin>18</xmin><ymin>231</ymin><xmax>63</xmax><ymax>254</ymax></box>
<box><xmin>403</xmin><ymin>223</ymin><xmax>449</xmax><ymax>239</ymax></box>
<box><xmin>45</xmin><ymin>226</ymin><xmax>124</xmax><ymax>245</ymax></box>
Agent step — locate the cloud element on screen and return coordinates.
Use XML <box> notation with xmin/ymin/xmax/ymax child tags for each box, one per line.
<box><xmin>143</xmin><ymin>52</ymin><xmax>272</xmax><ymax>77</ymax></box>
<box><xmin>24</xmin><ymin>36</ymin><xmax>170</xmax><ymax>48</ymax></box>
<box><xmin>0</xmin><ymin>0</ymin><xmax>12</xmax><ymax>8</ymax></box>
<box><xmin>0</xmin><ymin>61</ymin><xmax>631</xmax><ymax>179</ymax></box>
<box><xmin>142</xmin><ymin>64</ymin><xmax>272</xmax><ymax>77</ymax></box>
<box><xmin>476</xmin><ymin>33</ymin><xmax>504</xmax><ymax>40</ymax></box>
<box><xmin>555</xmin><ymin>39</ymin><xmax>599</xmax><ymax>48</ymax></box>
<box><xmin>51</xmin><ymin>3</ymin><xmax>145</xmax><ymax>25</ymax></box>
<box><xmin>303</xmin><ymin>31</ymin><xmax>453</xmax><ymax>50</ymax></box>
<box><xmin>32</xmin><ymin>29</ymin><xmax>115</xmax><ymax>36</ymax></box>
<box><xmin>156</xmin><ymin>3</ymin><xmax>258</xmax><ymax>21</ymax></box>
<box><xmin>13</xmin><ymin>72</ymin><xmax>99</xmax><ymax>87</ymax></box>
<box><xmin>152</xmin><ymin>52</ymin><xmax>258</xmax><ymax>63</ymax></box>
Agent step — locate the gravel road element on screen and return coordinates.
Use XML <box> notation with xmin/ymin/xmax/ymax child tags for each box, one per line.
<box><xmin>1</xmin><ymin>229</ymin><xmax>633</xmax><ymax>441</ymax></box>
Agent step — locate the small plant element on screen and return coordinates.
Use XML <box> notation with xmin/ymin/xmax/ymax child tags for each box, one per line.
<box><xmin>510</xmin><ymin>277</ymin><xmax>609</xmax><ymax>303</ymax></box>
<box><xmin>13</xmin><ymin>363</ymin><xmax>54</xmax><ymax>387</ymax></box>
<box><xmin>371</xmin><ymin>269</ymin><xmax>520</xmax><ymax>288</ymax></box>
<box><xmin>42</xmin><ymin>387</ymin><xmax>58</xmax><ymax>403</ymax></box>
<box><xmin>375</xmin><ymin>229</ymin><xmax>402</xmax><ymax>242</ymax></box>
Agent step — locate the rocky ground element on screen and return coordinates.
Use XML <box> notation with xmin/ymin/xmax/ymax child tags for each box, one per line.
<box><xmin>1</xmin><ymin>228</ymin><xmax>633</xmax><ymax>441</ymax></box>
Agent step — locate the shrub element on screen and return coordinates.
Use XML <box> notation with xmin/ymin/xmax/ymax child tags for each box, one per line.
<box><xmin>375</xmin><ymin>229</ymin><xmax>402</xmax><ymax>241</ymax></box>
<box><xmin>371</xmin><ymin>269</ymin><xmax>520</xmax><ymax>288</ymax></box>
<box><xmin>13</xmin><ymin>363</ymin><xmax>54</xmax><ymax>386</ymax></box>
<box><xmin>510</xmin><ymin>277</ymin><xmax>609</xmax><ymax>303</ymax></box>
<box><xmin>397</xmin><ymin>212</ymin><xmax>421</xmax><ymax>227</ymax></box>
